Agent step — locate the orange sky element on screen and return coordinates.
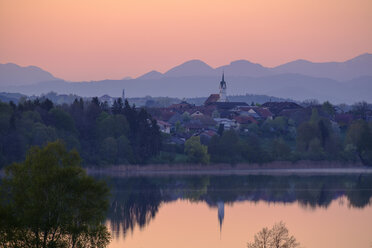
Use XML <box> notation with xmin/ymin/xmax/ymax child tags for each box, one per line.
<box><xmin>1</xmin><ymin>0</ymin><xmax>371</xmax><ymax>81</ymax></box>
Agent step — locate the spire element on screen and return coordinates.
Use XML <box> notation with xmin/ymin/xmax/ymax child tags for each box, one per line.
<box><xmin>222</xmin><ymin>71</ymin><xmax>225</xmax><ymax>82</ymax></box>
<box><xmin>217</xmin><ymin>201</ymin><xmax>224</xmax><ymax>239</ymax></box>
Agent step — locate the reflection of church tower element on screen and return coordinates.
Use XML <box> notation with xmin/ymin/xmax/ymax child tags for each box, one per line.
<box><xmin>217</xmin><ymin>201</ymin><xmax>225</xmax><ymax>238</ymax></box>
<box><xmin>218</xmin><ymin>72</ymin><xmax>228</xmax><ymax>102</ymax></box>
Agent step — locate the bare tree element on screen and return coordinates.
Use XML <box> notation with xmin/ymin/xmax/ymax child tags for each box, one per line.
<box><xmin>247</xmin><ymin>227</ymin><xmax>271</xmax><ymax>248</ymax></box>
<box><xmin>247</xmin><ymin>222</ymin><xmax>300</xmax><ymax>248</ymax></box>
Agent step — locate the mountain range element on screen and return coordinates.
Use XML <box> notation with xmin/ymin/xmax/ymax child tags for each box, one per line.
<box><xmin>0</xmin><ymin>53</ymin><xmax>371</xmax><ymax>104</ymax></box>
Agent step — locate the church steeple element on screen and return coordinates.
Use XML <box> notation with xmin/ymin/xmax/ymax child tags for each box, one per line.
<box><xmin>218</xmin><ymin>72</ymin><xmax>227</xmax><ymax>102</ymax></box>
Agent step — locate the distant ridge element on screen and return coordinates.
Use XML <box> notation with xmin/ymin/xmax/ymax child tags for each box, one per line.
<box><xmin>1</xmin><ymin>53</ymin><xmax>371</xmax><ymax>104</ymax></box>
<box><xmin>137</xmin><ymin>70</ymin><xmax>163</xmax><ymax>80</ymax></box>
<box><xmin>164</xmin><ymin>59</ymin><xmax>215</xmax><ymax>77</ymax></box>
<box><xmin>216</xmin><ymin>60</ymin><xmax>272</xmax><ymax>77</ymax></box>
<box><xmin>135</xmin><ymin>53</ymin><xmax>372</xmax><ymax>81</ymax></box>
<box><xmin>272</xmin><ymin>53</ymin><xmax>372</xmax><ymax>81</ymax></box>
<box><xmin>0</xmin><ymin>63</ymin><xmax>59</xmax><ymax>86</ymax></box>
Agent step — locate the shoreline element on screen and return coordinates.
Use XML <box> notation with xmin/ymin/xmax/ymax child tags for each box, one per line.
<box><xmin>86</xmin><ymin>161</ymin><xmax>372</xmax><ymax>176</ymax></box>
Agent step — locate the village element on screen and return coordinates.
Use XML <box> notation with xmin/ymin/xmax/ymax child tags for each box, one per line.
<box><xmin>141</xmin><ymin>73</ymin><xmax>364</xmax><ymax>146</ymax></box>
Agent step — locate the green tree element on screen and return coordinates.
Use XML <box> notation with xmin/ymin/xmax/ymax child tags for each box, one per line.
<box><xmin>100</xmin><ymin>137</ymin><xmax>118</xmax><ymax>164</ymax></box>
<box><xmin>346</xmin><ymin>120</ymin><xmax>372</xmax><ymax>165</ymax></box>
<box><xmin>49</xmin><ymin>108</ymin><xmax>77</xmax><ymax>134</ymax></box>
<box><xmin>0</xmin><ymin>141</ymin><xmax>111</xmax><ymax>248</ymax></box>
<box><xmin>184</xmin><ymin>136</ymin><xmax>209</xmax><ymax>164</ymax></box>
<box><xmin>322</xmin><ymin>101</ymin><xmax>335</xmax><ymax>117</ymax></box>
<box><xmin>117</xmin><ymin>135</ymin><xmax>134</xmax><ymax>164</ymax></box>
<box><xmin>271</xmin><ymin>138</ymin><xmax>291</xmax><ymax>161</ymax></box>
<box><xmin>208</xmin><ymin>130</ymin><xmax>241</xmax><ymax>164</ymax></box>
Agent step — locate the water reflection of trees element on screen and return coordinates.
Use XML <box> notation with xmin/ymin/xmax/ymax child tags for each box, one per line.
<box><xmin>100</xmin><ymin>174</ymin><xmax>372</xmax><ymax>238</ymax></box>
<box><xmin>106</xmin><ymin>177</ymin><xmax>162</xmax><ymax>238</ymax></box>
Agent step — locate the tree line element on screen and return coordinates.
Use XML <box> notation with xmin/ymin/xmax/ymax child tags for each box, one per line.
<box><xmin>0</xmin><ymin>98</ymin><xmax>372</xmax><ymax>167</ymax></box>
<box><xmin>0</xmin><ymin>97</ymin><xmax>162</xmax><ymax>168</ymax></box>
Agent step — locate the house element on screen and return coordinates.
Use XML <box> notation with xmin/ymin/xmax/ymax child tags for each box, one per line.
<box><xmin>99</xmin><ymin>95</ymin><xmax>115</xmax><ymax>106</ymax></box>
<box><xmin>254</xmin><ymin>108</ymin><xmax>273</xmax><ymax>120</ymax></box>
<box><xmin>157</xmin><ymin>120</ymin><xmax>171</xmax><ymax>134</ymax></box>
<box><xmin>205</xmin><ymin>94</ymin><xmax>220</xmax><ymax>105</ymax></box>
<box><xmin>236</xmin><ymin>107</ymin><xmax>261</xmax><ymax>119</ymax></box>
<box><xmin>213</xmin><ymin>102</ymin><xmax>249</xmax><ymax>111</ymax></box>
<box><xmin>190</xmin><ymin>110</ymin><xmax>204</xmax><ymax>117</ymax></box>
<box><xmin>262</xmin><ymin>101</ymin><xmax>303</xmax><ymax>116</ymax></box>
<box><xmin>149</xmin><ymin>108</ymin><xmax>177</xmax><ymax>122</ymax></box>
<box><xmin>213</xmin><ymin>118</ymin><xmax>238</xmax><ymax>130</ymax></box>
<box><xmin>232</xmin><ymin>106</ymin><xmax>273</xmax><ymax>120</ymax></box>
<box><xmin>200</xmin><ymin>130</ymin><xmax>218</xmax><ymax>145</ymax></box>
<box><xmin>184</xmin><ymin>116</ymin><xmax>216</xmax><ymax>133</ymax></box>
<box><xmin>166</xmin><ymin>136</ymin><xmax>186</xmax><ymax>145</ymax></box>
<box><xmin>184</xmin><ymin>122</ymin><xmax>206</xmax><ymax>133</ymax></box>
<box><xmin>169</xmin><ymin>101</ymin><xmax>194</xmax><ymax>113</ymax></box>
<box><xmin>234</xmin><ymin>116</ymin><xmax>258</xmax><ymax>125</ymax></box>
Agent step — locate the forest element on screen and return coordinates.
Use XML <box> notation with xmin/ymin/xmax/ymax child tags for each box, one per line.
<box><xmin>0</xmin><ymin>98</ymin><xmax>372</xmax><ymax>168</ymax></box>
<box><xmin>0</xmin><ymin>98</ymin><xmax>161</xmax><ymax>167</ymax></box>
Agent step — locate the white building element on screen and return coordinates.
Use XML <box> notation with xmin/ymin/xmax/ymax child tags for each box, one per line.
<box><xmin>218</xmin><ymin>73</ymin><xmax>228</xmax><ymax>102</ymax></box>
<box><xmin>213</xmin><ymin>118</ymin><xmax>238</xmax><ymax>129</ymax></box>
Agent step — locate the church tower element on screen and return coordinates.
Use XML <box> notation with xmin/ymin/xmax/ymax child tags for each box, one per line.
<box><xmin>218</xmin><ymin>72</ymin><xmax>227</xmax><ymax>102</ymax></box>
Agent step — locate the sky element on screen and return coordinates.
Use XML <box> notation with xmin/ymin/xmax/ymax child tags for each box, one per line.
<box><xmin>1</xmin><ymin>0</ymin><xmax>371</xmax><ymax>81</ymax></box>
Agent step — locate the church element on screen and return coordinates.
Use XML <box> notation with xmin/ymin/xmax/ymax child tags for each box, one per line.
<box><xmin>204</xmin><ymin>73</ymin><xmax>248</xmax><ymax>109</ymax></box>
<box><xmin>204</xmin><ymin>72</ymin><xmax>228</xmax><ymax>105</ymax></box>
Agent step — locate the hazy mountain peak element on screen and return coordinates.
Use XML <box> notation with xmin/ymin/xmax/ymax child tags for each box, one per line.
<box><xmin>345</xmin><ymin>53</ymin><xmax>372</xmax><ymax>63</ymax></box>
<box><xmin>164</xmin><ymin>59</ymin><xmax>215</xmax><ymax>77</ymax></box>
<box><xmin>0</xmin><ymin>63</ymin><xmax>58</xmax><ymax>86</ymax></box>
<box><xmin>138</xmin><ymin>70</ymin><xmax>163</xmax><ymax>80</ymax></box>
<box><xmin>216</xmin><ymin>59</ymin><xmax>270</xmax><ymax>77</ymax></box>
<box><xmin>229</xmin><ymin>59</ymin><xmax>260</xmax><ymax>66</ymax></box>
<box><xmin>273</xmin><ymin>53</ymin><xmax>372</xmax><ymax>81</ymax></box>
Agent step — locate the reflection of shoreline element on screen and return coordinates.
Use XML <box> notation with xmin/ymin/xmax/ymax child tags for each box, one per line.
<box><xmin>88</xmin><ymin>167</ymin><xmax>372</xmax><ymax>176</ymax></box>
<box><xmin>105</xmin><ymin>174</ymin><xmax>372</xmax><ymax>240</ymax></box>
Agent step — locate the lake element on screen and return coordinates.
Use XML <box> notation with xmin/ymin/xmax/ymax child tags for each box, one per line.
<box><xmin>98</xmin><ymin>173</ymin><xmax>372</xmax><ymax>248</ymax></box>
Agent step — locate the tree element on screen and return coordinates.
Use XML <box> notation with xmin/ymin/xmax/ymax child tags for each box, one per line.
<box><xmin>49</xmin><ymin>108</ymin><xmax>77</xmax><ymax>134</ymax></box>
<box><xmin>208</xmin><ymin>130</ymin><xmax>241</xmax><ymax>164</ymax></box>
<box><xmin>271</xmin><ymin>138</ymin><xmax>291</xmax><ymax>161</ymax></box>
<box><xmin>184</xmin><ymin>136</ymin><xmax>209</xmax><ymax>164</ymax></box>
<box><xmin>117</xmin><ymin>135</ymin><xmax>134</xmax><ymax>163</ymax></box>
<box><xmin>247</xmin><ymin>227</ymin><xmax>271</xmax><ymax>248</ymax></box>
<box><xmin>0</xmin><ymin>141</ymin><xmax>110</xmax><ymax>248</ymax></box>
<box><xmin>346</xmin><ymin>120</ymin><xmax>372</xmax><ymax>165</ymax></box>
<box><xmin>217</xmin><ymin>123</ymin><xmax>224</xmax><ymax>136</ymax></box>
<box><xmin>111</xmin><ymin>99</ymin><xmax>123</xmax><ymax>115</ymax></box>
<box><xmin>247</xmin><ymin>222</ymin><xmax>300</xmax><ymax>248</ymax></box>
<box><xmin>100</xmin><ymin>137</ymin><xmax>118</xmax><ymax>164</ymax></box>
<box><xmin>302</xmin><ymin>99</ymin><xmax>319</xmax><ymax>107</ymax></box>
<box><xmin>321</xmin><ymin>101</ymin><xmax>335</xmax><ymax>117</ymax></box>
<box><xmin>352</xmin><ymin>101</ymin><xmax>370</xmax><ymax>120</ymax></box>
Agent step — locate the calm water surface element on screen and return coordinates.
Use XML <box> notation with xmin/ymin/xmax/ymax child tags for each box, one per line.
<box><xmin>99</xmin><ymin>174</ymin><xmax>372</xmax><ymax>248</ymax></box>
